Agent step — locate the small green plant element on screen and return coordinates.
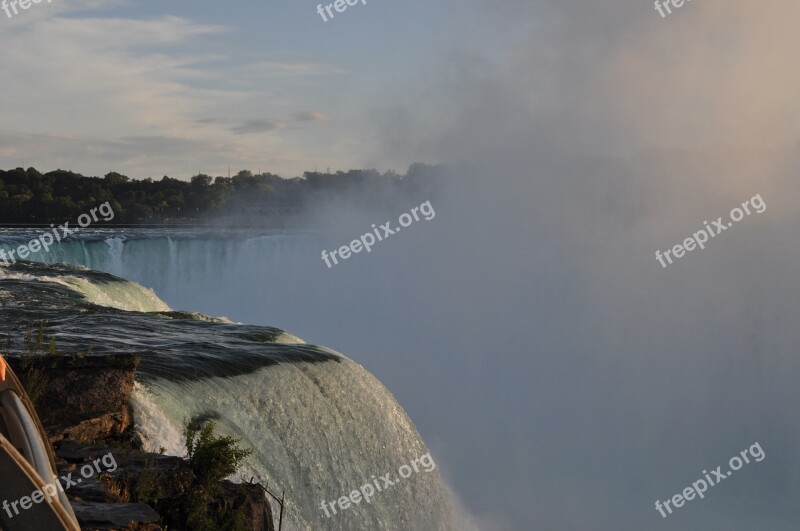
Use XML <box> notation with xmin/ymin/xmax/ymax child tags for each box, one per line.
<box><xmin>23</xmin><ymin>320</ymin><xmax>46</xmax><ymax>356</ymax></box>
<box><xmin>22</xmin><ymin>320</ymin><xmax>59</xmax><ymax>357</ymax></box>
<box><xmin>184</xmin><ymin>420</ymin><xmax>253</xmax><ymax>486</ymax></box>
<box><xmin>182</xmin><ymin>420</ymin><xmax>252</xmax><ymax>531</ymax></box>
<box><xmin>23</xmin><ymin>367</ymin><xmax>48</xmax><ymax>407</ymax></box>
<box><xmin>14</xmin><ymin>321</ymin><xmax>55</xmax><ymax>405</ymax></box>
<box><xmin>117</xmin><ymin>421</ymin><xmax>252</xmax><ymax>531</ymax></box>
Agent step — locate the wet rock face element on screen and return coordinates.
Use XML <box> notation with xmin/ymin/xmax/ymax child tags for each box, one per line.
<box><xmin>70</xmin><ymin>501</ymin><xmax>162</xmax><ymax>531</ymax></box>
<box><xmin>53</xmin><ymin>440</ymin><xmax>275</xmax><ymax>531</ymax></box>
<box><xmin>218</xmin><ymin>482</ymin><xmax>277</xmax><ymax>531</ymax></box>
<box><xmin>57</xmin><ymin>410</ymin><xmax>132</xmax><ymax>446</ymax></box>
<box><xmin>9</xmin><ymin>354</ymin><xmax>275</xmax><ymax>531</ymax></box>
<box><xmin>8</xmin><ymin>354</ymin><xmax>138</xmax><ymax>443</ymax></box>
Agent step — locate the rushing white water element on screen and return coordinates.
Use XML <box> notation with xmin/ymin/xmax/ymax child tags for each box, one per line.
<box><xmin>0</xmin><ymin>255</ymin><xmax>459</xmax><ymax>529</ymax></box>
<box><xmin>0</xmin><ymin>233</ymin><xmax>308</xmax><ymax>314</ymax></box>
<box><xmin>0</xmin><ymin>265</ymin><xmax>172</xmax><ymax>312</ymax></box>
<box><xmin>133</xmin><ymin>357</ymin><xmax>456</xmax><ymax>530</ymax></box>
<box><xmin>0</xmin><ymin>233</ymin><xmax>328</xmax><ymax>335</ymax></box>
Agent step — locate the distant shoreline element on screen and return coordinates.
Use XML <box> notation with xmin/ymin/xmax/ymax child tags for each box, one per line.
<box><xmin>0</xmin><ymin>222</ymin><xmax>199</xmax><ymax>228</ymax></box>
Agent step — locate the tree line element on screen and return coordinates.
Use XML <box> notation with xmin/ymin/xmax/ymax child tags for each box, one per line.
<box><xmin>0</xmin><ymin>164</ymin><xmax>440</xmax><ymax>224</ymax></box>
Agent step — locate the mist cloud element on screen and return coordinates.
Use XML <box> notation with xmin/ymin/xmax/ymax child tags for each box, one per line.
<box><xmin>338</xmin><ymin>1</ymin><xmax>800</xmax><ymax>529</ymax></box>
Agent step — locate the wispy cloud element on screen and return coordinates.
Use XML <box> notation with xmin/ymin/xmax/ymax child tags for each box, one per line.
<box><xmin>0</xmin><ymin>5</ymin><xmax>348</xmax><ymax>177</ymax></box>
<box><xmin>230</xmin><ymin>119</ymin><xmax>288</xmax><ymax>135</ymax></box>
<box><xmin>247</xmin><ymin>61</ymin><xmax>347</xmax><ymax>77</ymax></box>
<box><xmin>293</xmin><ymin>111</ymin><xmax>328</xmax><ymax>123</ymax></box>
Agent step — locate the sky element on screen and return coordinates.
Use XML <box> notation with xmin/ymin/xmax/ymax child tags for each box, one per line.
<box><xmin>0</xmin><ymin>0</ymin><xmax>476</xmax><ymax>179</ymax></box>
<box><xmin>5</xmin><ymin>1</ymin><xmax>800</xmax><ymax>530</ymax></box>
<box><xmin>3</xmin><ymin>1</ymin><xmax>800</xmax><ymax>180</ymax></box>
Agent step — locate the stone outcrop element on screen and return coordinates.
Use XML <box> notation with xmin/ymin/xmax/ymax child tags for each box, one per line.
<box><xmin>9</xmin><ymin>354</ymin><xmax>137</xmax><ymax>444</ymax></box>
<box><xmin>8</xmin><ymin>354</ymin><xmax>276</xmax><ymax>531</ymax></box>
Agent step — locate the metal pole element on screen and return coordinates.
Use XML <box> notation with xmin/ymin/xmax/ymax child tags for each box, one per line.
<box><xmin>278</xmin><ymin>490</ymin><xmax>284</xmax><ymax>531</ymax></box>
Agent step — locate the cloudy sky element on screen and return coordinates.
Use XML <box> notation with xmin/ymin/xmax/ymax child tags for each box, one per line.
<box><xmin>0</xmin><ymin>0</ymin><xmax>484</xmax><ymax>179</ymax></box>
<box><xmin>5</xmin><ymin>1</ymin><xmax>800</xmax><ymax>529</ymax></box>
<box><xmin>5</xmin><ymin>1</ymin><xmax>798</xmax><ymax>181</ymax></box>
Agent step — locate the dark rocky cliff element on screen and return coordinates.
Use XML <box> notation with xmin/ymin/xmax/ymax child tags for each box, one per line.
<box><xmin>8</xmin><ymin>354</ymin><xmax>276</xmax><ymax>531</ymax></box>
